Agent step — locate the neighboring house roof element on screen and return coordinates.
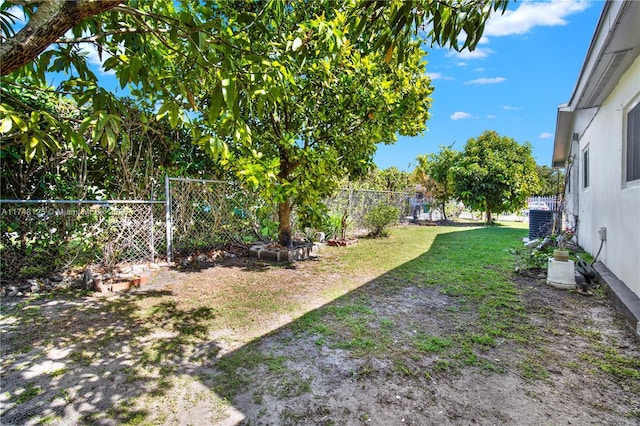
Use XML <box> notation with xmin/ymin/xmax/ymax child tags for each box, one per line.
<box><xmin>552</xmin><ymin>1</ymin><xmax>640</xmax><ymax>167</ymax></box>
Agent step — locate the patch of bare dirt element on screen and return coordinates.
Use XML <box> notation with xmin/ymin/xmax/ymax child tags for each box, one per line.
<box><xmin>220</xmin><ymin>275</ymin><xmax>639</xmax><ymax>425</ymax></box>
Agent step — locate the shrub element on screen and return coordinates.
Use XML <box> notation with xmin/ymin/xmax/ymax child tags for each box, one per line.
<box><xmin>364</xmin><ymin>203</ymin><xmax>399</xmax><ymax>238</ymax></box>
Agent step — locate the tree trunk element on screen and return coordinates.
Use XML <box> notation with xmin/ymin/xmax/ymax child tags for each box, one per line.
<box><xmin>1</xmin><ymin>0</ymin><xmax>120</xmax><ymax>76</ymax></box>
<box><xmin>278</xmin><ymin>200</ymin><xmax>293</xmax><ymax>248</ymax></box>
<box><xmin>441</xmin><ymin>200</ymin><xmax>447</xmax><ymax>221</ymax></box>
<box><xmin>486</xmin><ymin>210</ymin><xmax>493</xmax><ymax>224</ymax></box>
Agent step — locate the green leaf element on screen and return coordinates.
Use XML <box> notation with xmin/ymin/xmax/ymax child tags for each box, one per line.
<box><xmin>25</xmin><ymin>137</ymin><xmax>38</xmax><ymax>161</ymax></box>
<box><xmin>96</xmin><ymin>110</ymin><xmax>109</xmax><ymax>133</ymax></box>
<box><xmin>156</xmin><ymin>102</ymin><xmax>171</xmax><ymax>120</ymax></box>
<box><xmin>129</xmin><ymin>57</ymin><xmax>142</xmax><ymax>82</ymax></box>
<box><xmin>291</xmin><ymin>37</ymin><xmax>303</xmax><ymax>51</ymax></box>
<box><xmin>168</xmin><ymin>105</ymin><xmax>179</xmax><ymax>128</ymax></box>
<box><xmin>208</xmin><ymin>82</ymin><xmax>224</xmax><ymax>123</ymax></box>
<box><xmin>221</xmin><ymin>75</ymin><xmax>236</xmax><ymax>115</ymax></box>
<box><xmin>10</xmin><ymin>114</ymin><xmax>27</xmax><ymax>132</ymax></box>
<box><xmin>0</xmin><ymin>117</ymin><xmax>11</xmax><ymax>133</ymax></box>
<box><xmin>119</xmin><ymin>65</ymin><xmax>130</xmax><ymax>89</ymax></box>
<box><xmin>104</xmin><ymin>127</ymin><xmax>117</xmax><ymax>151</ymax></box>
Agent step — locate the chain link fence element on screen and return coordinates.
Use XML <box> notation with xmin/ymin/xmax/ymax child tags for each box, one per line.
<box><xmin>1</xmin><ymin>179</ymin><xmax>411</xmax><ymax>282</ymax></box>
<box><xmin>167</xmin><ymin>177</ymin><xmax>264</xmax><ymax>257</ymax></box>
<box><xmin>325</xmin><ymin>188</ymin><xmax>411</xmax><ymax>236</ymax></box>
<box><xmin>0</xmin><ymin>201</ymin><xmax>165</xmax><ymax>283</ymax></box>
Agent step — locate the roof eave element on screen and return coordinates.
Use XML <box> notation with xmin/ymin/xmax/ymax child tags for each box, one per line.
<box><xmin>552</xmin><ymin>106</ymin><xmax>574</xmax><ymax>168</ymax></box>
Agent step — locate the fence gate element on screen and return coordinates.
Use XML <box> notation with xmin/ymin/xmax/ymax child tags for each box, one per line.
<box><xmin>165</xmin><ymin>176</ymin><xmax>263</xmax><ymax>262</ymax></box>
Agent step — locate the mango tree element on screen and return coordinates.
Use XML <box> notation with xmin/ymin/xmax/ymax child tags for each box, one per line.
<box><xmin>452</xmin><ymin>130</ymin><xmax>540</xmax><ymax>223</ymax></box>
<box><xmin>212</xmin><ymin>4</ymin><xmax>433</xmax><ymax>246</ymax></box>
<box><xmin>1</xmin><ymin>0</ymin><xmax>508</xmax><ymax>161</ymax></box>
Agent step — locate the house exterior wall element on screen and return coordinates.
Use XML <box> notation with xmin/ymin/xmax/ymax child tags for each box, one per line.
<box><xmin>567</xmin><ymin>54</ymin><xmax>640</xmax><ymax>299</ymax></box>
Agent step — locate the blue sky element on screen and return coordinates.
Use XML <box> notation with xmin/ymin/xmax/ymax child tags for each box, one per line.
<box><xmin>374</xmin><ymin>0</ymin><xmax>603</xmax><ymax>171</ymax></box>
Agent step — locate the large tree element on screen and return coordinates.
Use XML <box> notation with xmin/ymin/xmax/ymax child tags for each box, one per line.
<box><xmin>452</xmin><ymin>130</ymin><xmax>539</xmax><ymax>223</ymax></box>
<box><xmin>214</xmin><ymin>3</ymin><xmax>432</xmax><ymax>246</ymax></box>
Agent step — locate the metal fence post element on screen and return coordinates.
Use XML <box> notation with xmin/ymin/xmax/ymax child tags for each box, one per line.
<box><xmin>165</xmin><ymin>174</ymin><xmax>173</xmax><ymax>263</ymax></box>
<box><xmin>149</xmin><ymin>204</ymin><xmax>155</xmax><ymax>263</ymax></box>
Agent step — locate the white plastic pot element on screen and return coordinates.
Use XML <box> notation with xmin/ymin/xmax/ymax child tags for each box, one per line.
<box><xmin>547</xmin><ymin>258</ymin><xmax>576</xmax><ymax>289</ymax></box>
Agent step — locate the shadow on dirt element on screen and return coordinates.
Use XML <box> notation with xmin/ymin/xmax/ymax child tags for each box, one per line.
<box><xmin>0</xmin><ymin>289</ymin><xmax>222</xmax><ymax>425</ymax></box>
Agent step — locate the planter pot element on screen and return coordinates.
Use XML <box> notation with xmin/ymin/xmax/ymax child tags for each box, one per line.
<box><xmin>553</xmin><ymin>249</ymin><xmax>570</xmax><ymax>262</ymax></box>
<box><xmin>547</xmin><ymin>258</ymin><xmax>576</xmax><ymax>289</ymax></box>
<box><xmin>110</xmin><ymin>280</ymin><xmax>133</xmax><ymax>292</ymax></box>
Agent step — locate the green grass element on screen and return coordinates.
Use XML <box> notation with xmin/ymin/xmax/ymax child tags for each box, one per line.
<box><xmin>314</xmin><ymin>224</ymin><xmax>532</xmax><ymax>373</ymax></box>
<box><xmin>14</xmin><ymin>382</ymin><xmax>43</xmax><ymax>404</ymax></box>
<box><xmin>521</xmin><ymin>357</ymin><xmax>551</xmax><ymax>381</ymax></box>
<box><xmin>580</xmin><ymin>343</ymin><xmax>640</xmax><ymax>381</ymax></box>
<box><xmin>414</xmin><ymin>334</ymin><xmax>453</xmax><ymax>354</ymax></box>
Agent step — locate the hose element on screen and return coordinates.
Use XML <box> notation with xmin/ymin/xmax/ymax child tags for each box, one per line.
<box><xmin>591</xmin><ymin>239</ymin><xmax>604</xmax><ymax>267</ymax></box>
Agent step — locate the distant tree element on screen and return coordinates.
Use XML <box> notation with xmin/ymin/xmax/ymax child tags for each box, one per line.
<box><xmin>535</xmin><ymin>165</ymin><xmax>564</xmax><ymax>196</ymax></box>
<box><xmin>379</xmin><ymin>167</ymin><xmax>411</xmax><ymax>193</ymax></box>
<box><xmin>345</xmin><ymin>166</ymin><xmax>410</xmax><ymax>193</ymax></box>
<box><xmin>414</xmin><ymin>145</ymin><xmax>459</xmax><ymax>220</ymax></box>
<box><xmin>412</xmin><ymin>154</ymin><xmax>437</xmax><ymax>198</ymax></box>
<box><xmin>452</xmin><ymin>130</ymin><xmax>539</xmax><ymax>224</ymax></box>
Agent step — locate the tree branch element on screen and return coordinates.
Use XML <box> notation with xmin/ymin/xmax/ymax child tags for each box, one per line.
<box><xmin>1</xmin><ymin>0</ymin><xmax>121</xmax><ymax>76</ymax></box>
<box><xmin>55</xmin><ymin>28</ymin><xmax>166</xmax><ymax>44</ymax></box>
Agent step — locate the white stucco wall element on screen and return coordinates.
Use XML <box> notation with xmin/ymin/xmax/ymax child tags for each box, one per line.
<box><xmin>571</xmin><ymin>54</ymin><xmax>640</xmax><ymax>298</ymax></box>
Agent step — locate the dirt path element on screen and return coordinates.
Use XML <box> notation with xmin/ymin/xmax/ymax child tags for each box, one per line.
<box><xmin>1</xmin><ymin>248</ymin><xmax>638</xmax><ymax>425</ymax></box>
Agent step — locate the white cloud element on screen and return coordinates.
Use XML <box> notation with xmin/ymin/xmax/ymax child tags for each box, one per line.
<box><xmin>538</xmin><ymin>132</ymin><xmax>554</xmax><ymax>139</ymax></box>
<box><xmin>78</xmin><ymin>45</ymin><xmax>117</xmax><ymax>76</ymax></box>
<box><xmin>426</xmin><ymin>72</ymin><xmax>453</xmax><ymax>81</ymax></box>
<box><xmin>487</xmin><ymin>114</ymin><xmax>496</xmax><ymax>119</ymax></box>
<box><xmin>474</xmin><ymin>67</ymin><xmax>485</xmax><ymax>72</ymax></box>
<box><xmin>447</xmin><ymin>47</ymin><xmax>494</xmax><ymax>60</ymax></box>
<box><xmin>464</xmin><ymin>77</ymin><xmax>506</xmax><ymax>85</ymax></box>
<box><xmin>61</xmin><ymin>29</ymin><xmax>121</xmax><ymax>76</ymax></box>
<box><xmin>444</xmin><ymin>1</ymin><xmax>589</xmax><ymax>62</ymax></box>
<box><xmin>485</xmin><ymin>0</ymin><xmax>590</xmax><ymax>37</ymax></box>
<box><xmin>502</xmin><ymin>105</ymin><xmax>522</xmax><ymax>111</ymax></box>
<box><xmin>450</xmin><ymin>111</ymin><xmax>472</xmax><ymax>120</ymax></box>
